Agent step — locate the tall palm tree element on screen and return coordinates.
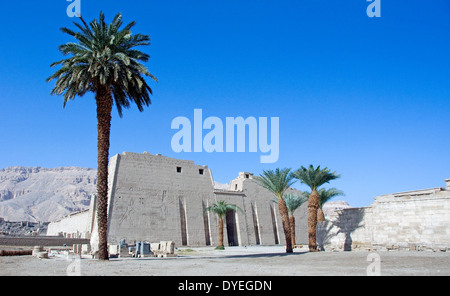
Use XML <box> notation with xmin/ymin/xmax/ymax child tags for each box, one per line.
<box><xmin>47</xmin><ymin>12</ymin><xmax>157</xmax><ymax>260</ymax></box>
<box><xmin>294</xmin><ymin>165</ymin><xmax>340</xmax><ymax>252</ymax></box>
<box><xmin>257</xmin><ymin>168</ymin><xmax>296</xmax><ymax>253</ymax></box>
<box><xmin>302</xmin><ymin>188</ymin><xmax>344</xmax><ymax>222</ymax></box>
<box><xmin>204</xmin><ymin>201</ymin><xmax>242</xmax><ymax>249</ymax></box>
<box><xmin>272</xmin><ymin>193</ymin><xmax>308</xmax><ymax>246</ymax></box>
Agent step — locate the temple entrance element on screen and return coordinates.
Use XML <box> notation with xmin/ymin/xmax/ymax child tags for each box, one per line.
<box><xmin>226</xmin><ymin>210</ymin><xmax>239</xmax><ymax>246</ymax></box>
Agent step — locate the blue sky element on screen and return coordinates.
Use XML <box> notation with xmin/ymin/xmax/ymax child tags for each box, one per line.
<box><xmin>0</xmin><ymin>1</ymin><xmax>449</xmax><ymax>207</ymax></box>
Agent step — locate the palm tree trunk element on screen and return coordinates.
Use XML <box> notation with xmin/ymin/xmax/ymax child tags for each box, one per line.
<box><xmin>318</xmin><ymin>208</ymin><xmax>326</xmax><ymax>222</ymax></box>
<box><xmin>95</xmin><ymin>87</ymin><xmax>113</xmax><ymax>260</ymax></box>
<box><xmin>278</xmin><ymin>197</ymin><xmax>293</xmax><ymax>253</ymax></box>
<box><xmin>308</xmin><ymin>188</ymin><xmax>320</xmax><ymax>252</ymax></box>
<box><xmin>218</xmin><ymin>216</ymin><xmax>224</xmax><ymax>248</ymax></box>
<box><xmin>289</xmin><ymin>215</ymin><xmax>296</xmax><ymax>247</ymax></box>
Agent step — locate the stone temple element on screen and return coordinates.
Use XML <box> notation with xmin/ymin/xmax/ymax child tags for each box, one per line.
<box><xmin>47</xmin><ymin>152</ymin><xmax>307</xmax><ymax>252</ymax></box>
<box><xmin>48</xmin><ymin>151</ymin><xmax>450</xmax><ymax>253</ymax></box>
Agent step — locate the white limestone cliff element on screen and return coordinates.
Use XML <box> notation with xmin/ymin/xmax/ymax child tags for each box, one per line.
<box><xmin>0</xmin><ymin>166</ymin><xmax>97</xmax><ymax>222</ymax></box>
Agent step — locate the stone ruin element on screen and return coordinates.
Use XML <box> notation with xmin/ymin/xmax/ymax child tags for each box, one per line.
<box><xmin>109</xmin><ymin>240</ymin><xmax>177</xmax><ymax>258</ymax></box>
<box><xmin>46</xmin><ymin>152</ymin><xmax>450</xmax><ymax>253</ymax></box>
<box><xmin>317</xmin><ymin>180</ymin><xmax>450</xmax><ymax>252</ymax></box>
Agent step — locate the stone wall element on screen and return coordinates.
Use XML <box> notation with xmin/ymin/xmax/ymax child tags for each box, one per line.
<box><xmin>317</xmin><ymin>207</ymin><xmax>371</xmax><ymax>251</ymax></box>
<box><xmin>47</xmin><ymin>194</ymin><xmax>96</xmax><ymax>239</ymax></box>
<box><xmin>46</xmin><ymin>210</ymin><xmax>91</xmax><ymax>238</ymax></box>
<box><xmin>228</xmin><ymin>173</ymin><xmax>308</xmax><ymax>246</ymax></box>
<box><xmin>318</xmin><ymin>184</ymin><xmax>450</xmax><ymax>251</ymax></box>
<box><xmin>94</xmin><ymin>152</ymin><xmax>216</xmax><ymax>249</ymax></box>
<box><xmin>0</xmin><ymin>236</ymin><xmax>89</xmax><ymax>247</ymax></box>
<box><xmin>50</xmin><ymin>152</ymin><xmax>310</xmax><ymax>251</ymax></box>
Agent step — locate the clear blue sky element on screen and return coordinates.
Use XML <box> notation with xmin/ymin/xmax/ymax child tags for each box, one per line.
<box><xmin>0</xmin><ymin>1</ymin><xmax>449</xmax><ymax>207</ymax></box>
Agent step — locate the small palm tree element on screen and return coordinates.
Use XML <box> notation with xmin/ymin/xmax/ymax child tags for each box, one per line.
<box><xmin>302</xmin><ymin>188</ymin><xmax>344</xmax><ymax>222</ymax></box>
<box><xmin>47</xmin><ymin>12</ymin><xmax>157</xmax><ymax>260</ymax></box>
<box><xmin>204</xmin><ymin>201</ymin><xmax>242</xmax><ymax>249</ymax></box>
<box><xmin>257</xmin><ymin>168</ymin><xmax>297</xmax><ymax>253</ymax></box>
<box><xmin>272</xmin><ymin>193</ymin><xmax>308</xmax><ymax>246</ymax></box>
<box><xmin>294</xmin><ymin>165</ymin><xmax>340</xmax><ymax>252</ymax></box>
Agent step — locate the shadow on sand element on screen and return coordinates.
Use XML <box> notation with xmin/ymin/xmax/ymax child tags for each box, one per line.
<box><xmin>112</xmin><ymin>248</ymin><xmax>309</xmax><ymax>261</ymax></box>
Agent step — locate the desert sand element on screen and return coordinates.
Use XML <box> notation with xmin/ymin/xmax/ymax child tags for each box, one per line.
<box><xmin>1</xmin><ymin>245</ymin><xmax>449</xmax><ymax>276</ymax></box>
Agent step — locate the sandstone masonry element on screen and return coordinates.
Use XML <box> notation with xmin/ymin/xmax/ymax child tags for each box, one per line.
<box><xmin>49</xmin><ymin>152</ymin><xmax>450</xmax><ymax>253</ymax></box>
<box><xmin>48</xmin><ymin>152</ymin><xmax>307</xmax><ymax>251</ymax></box>
<box><xmin>317</xmin><ymin>182</ymin><xmax>450</xmax><ymax>251</ymax></box>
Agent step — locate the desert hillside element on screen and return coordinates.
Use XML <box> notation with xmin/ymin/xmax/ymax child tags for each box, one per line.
<box><xmin>0</xmin><ymin>167</ymin><xmax>97</xmax><ymax>223</ymax></box>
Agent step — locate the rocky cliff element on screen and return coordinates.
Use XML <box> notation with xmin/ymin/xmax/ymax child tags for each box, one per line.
<box><xmin>0</xmin><ymin>167</ymin><xmax>97</xmax><ymax>223</ymax></box>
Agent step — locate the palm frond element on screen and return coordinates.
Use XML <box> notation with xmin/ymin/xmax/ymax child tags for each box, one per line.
<box><xmin>293</xmin><ymin>165</ymin><xmax>340</xmax><ymax>191</ymax></box>
<box><xmin>47</xmin><ymin>11</ymin><xmax>157</xmax><ymax>116</ymax></box>
<box><xmin>284</xmin><ymin>193</ymin><xmax>308</xmax><ymax>214</ymax></box>
<box><xmin>204</xmin><ymin>201</ymin><xmax>243</xmax><ymax>218</ymax></box>
<box><xmin>272</xmin><ymin>193</ymin><xmax>308</xmax><ymax>214</ymax></box>
<box><xmin>302</xmin><ymin>187</ymin><xmax>345</xmax><ymax>208</ymax></box>
<box><xmin>256</xmin><ymin>168</ymin><xmax>296</xmax><ymax>199</ymax></box>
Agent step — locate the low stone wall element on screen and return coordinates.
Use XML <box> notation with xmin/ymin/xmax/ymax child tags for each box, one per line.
<box><xmin>0</xmin><ymin>236</ymin><xmax>90</xmax><ymax>247</ymax></box>
<box><xmin>318</xmin><ymin>188</ymin><xmax>450</xmax><ymax>251</ymax></box>
<box><xmin>47</xmin><ymin>210</ymin><xmax>91</xmax><ymax>238</ymax></box>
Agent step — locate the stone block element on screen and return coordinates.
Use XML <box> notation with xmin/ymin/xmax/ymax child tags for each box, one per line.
<box><xmin>150</xmin><ymin>243</ymin><xmax>161</xmax><ymax>251</ymax></box>
<box><xmin>152</xmin><ymin>241</ymin><xmax>177</xmax><ymax>257</ymax></box>
<box><xmin>135</xmin><ymin>241</ymin><xmax>152</xmax><ymax>257</ymax></box>
<box><xmin>32</xmin><ymin>246</ymin><xmax>48</xmax><ymax>259</ymax></box>
<box><xmin>81</xmin><ymin>244</ymin><xmax>90</xmax><ymax>254</ymax></box>
<box><xmin>32</xmin><ymin>246</ymin><xmax>43</xmax><ymax>257</ymax></box>
<box><xmin>160</xmin><ymin>241</ymin><xmax>175</xmax><ymax>254</ymax></box>
<box><xmin>119</xmin><ymin>245</ymin><xmax>130</xmax><ymax>257</ymax></box>
<box><xmin>35</xmin><ymin>251</ymin><xmax>48</xmax><ymax>259</ymax></box>
<box><xmin>109</xmin><ymin>244</ymin><xmax>119</xmax><ymax>256</ymax></box>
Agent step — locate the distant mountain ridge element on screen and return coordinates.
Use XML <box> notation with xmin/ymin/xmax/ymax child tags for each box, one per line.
<box><xmin>0</xmin><ymin>166</ymin><xmax>97</xmax><ymax>223</ymax></box>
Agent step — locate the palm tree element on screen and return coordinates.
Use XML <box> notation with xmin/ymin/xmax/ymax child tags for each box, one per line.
<box><xmin>257</xmin><ymin>168</ymin><xmax>296</xmax><ymax>253</ymax></box>
<box><xmin>204</xmin><ymin>201</ymin><xmax>242</xmax><ymax>249</ymax></box>
<box><xmin>302</xmin><ymin>188</ymin><xmax>344</xmax><ymax>222</ymax></box>
<box><xmin>272</xmin><ymin>193</ymin><xmax>308</xmax><ymax>246</ymax></box>
<box><xmin>47</xmin><ymin>12</ymin><xmax>157</xmax><ymax>260</ymax></box>
<box><xmin>293</xmin><ymin>165</ymin><xmax>340</xmax><ymax>252</ymax></box>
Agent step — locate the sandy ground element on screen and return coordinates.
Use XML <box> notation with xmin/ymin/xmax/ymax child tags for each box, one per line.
<box><xmin>1</xmin><ymin>245</ymin><xmax>449</xmax><ymax>276</ymax></box>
